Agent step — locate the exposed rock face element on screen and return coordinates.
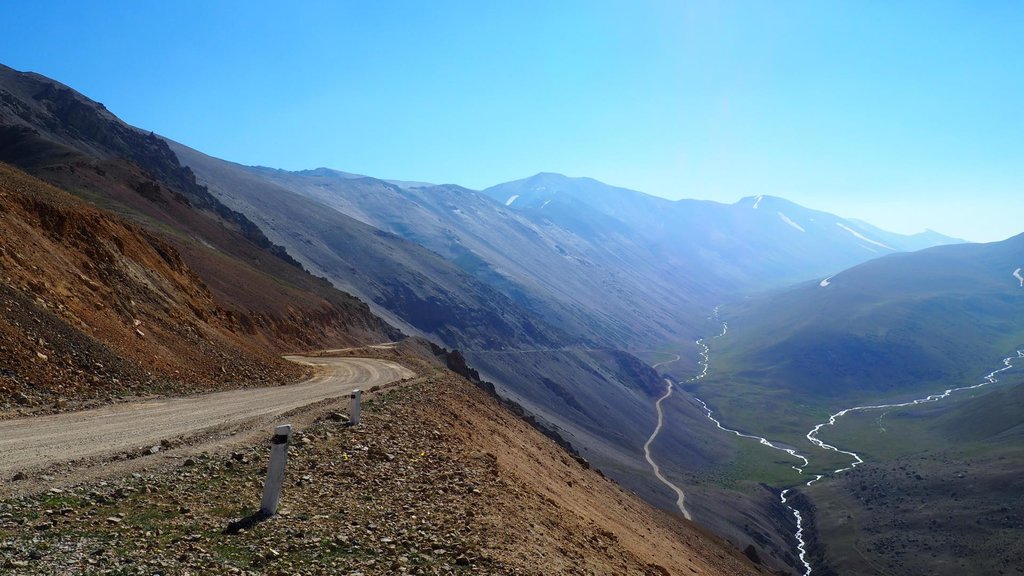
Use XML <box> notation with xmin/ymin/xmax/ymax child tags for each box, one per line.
<box><xmin>0</xmin><ymin>64</ymin><xmax>405</xmax><ymax>415</ymax></box>
<box><xmin>0</xmin><ymin>161</ymin><xmax>394</xmax><ymax>415</ymax></box>
<box><xmin>0</xmin><ymin>65</ymin><xmax>297</xmax><ymax>267</ymax></box>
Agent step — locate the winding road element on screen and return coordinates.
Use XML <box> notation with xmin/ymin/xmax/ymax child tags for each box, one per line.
<box><xmin>642</xmin><ymin>309</ymin><xmax>730</xmax><ymax>521</ymax></box>
<box><xmin>0</xmin><ymin>356</ymin><xmax>414</xmax><ymax>479</ymax></box>
<box><xmin>643</xmin><ymin>354</ymin><xmax>692</xmax><ymax>520</ymax></box>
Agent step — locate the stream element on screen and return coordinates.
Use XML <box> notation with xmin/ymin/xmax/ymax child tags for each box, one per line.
<box><xmin>687</xmin><ymin>309</ymin><xmax>1023</xmax><ymax>576</ymax></box>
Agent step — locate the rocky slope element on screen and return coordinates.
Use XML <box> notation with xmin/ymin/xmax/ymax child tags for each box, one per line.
<box><xmin>0</xmin><ymin>65</ymin><xmax>403</xmax><ymax>415</ymax></box>
<box><xmin>0</xmin><ymin>349</ymin><xmax>763</xmax><ymax>575</ymax></box>
<box><xmin>0</xmin><ymin>160</ymin><xmax>394</xmax><ymax>416</ymax></box>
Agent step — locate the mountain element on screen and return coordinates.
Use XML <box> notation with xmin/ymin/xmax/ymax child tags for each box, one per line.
<box><xmin>164</xmin><ymin>144</ymin><xmax>571</xmax><ymax>352</ymax></box>
<box><xmin>484</xmin><ymin>173</ymin><xmax>963</xmax><ymax>291</ymax></box>
<box><xmin>706</xmin><ymin>233</ymin><xmax>1023</xmax><ymax>409</ymax></box>
<box><xmin>686</xmin><ymin>232</ymin><xmax>1023</xmax><ymax>460</ymax></box>
<box><xmin>0</xmin><ymin>64</ymin><xmax>401</xmax><ymax>412</ymax></box>
<box><xmin>167</xmin><ymin>159</ymin><xmax>718</xmax><ymax>350</ymax></box>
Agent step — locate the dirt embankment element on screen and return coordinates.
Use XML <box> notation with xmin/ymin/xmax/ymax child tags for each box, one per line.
<box><xmin>0</xmin><ymin>359</ymin><xmax>761</xmax><ymax>575</ymax></box>
<box><xmin>0</xmin><ymin>162</ymin><xmax>395</xmax><ymax>417</ymax></box>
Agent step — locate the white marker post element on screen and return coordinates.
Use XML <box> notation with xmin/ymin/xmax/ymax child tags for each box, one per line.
<box><xmin>259</xmin><ymin>424</ymin><xmax>292</xmax><ymax>516</ymax></box>
<box><xmin>350</xmin><ymin>389</ymin><xmax>362</xmax><ymax>426</ymax></box>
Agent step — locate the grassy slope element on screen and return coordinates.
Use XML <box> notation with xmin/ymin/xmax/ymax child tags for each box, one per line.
<box><xmin>805</xmin><ymin>372</ymin><xmax>1024</xmax><ymax>575</ymax></box>
<box><xmin>692</xmin><ymin>235</ymin><xmax>1024</xmax><ymax>455</ymax></box>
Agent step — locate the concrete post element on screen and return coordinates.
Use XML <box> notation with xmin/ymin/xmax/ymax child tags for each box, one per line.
<box><xmin>350</xmin><ymin>389</ymin><xmax>362</xmax><ymax>425</ymax></box>
<box><xmin>259</xmin><ymin>424</ymin><xmax>292</xmax><ymax>516</ymax></box>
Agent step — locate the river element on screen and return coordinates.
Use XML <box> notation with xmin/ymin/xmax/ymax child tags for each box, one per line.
<box><xmin>687</xmin><ymin>309</ymin><xmax>1023</xmax><ymax>576</ymax></box>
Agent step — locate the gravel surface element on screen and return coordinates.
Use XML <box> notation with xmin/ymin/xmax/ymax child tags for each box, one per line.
<box><xmin>0</xmin><ymin>364</ymin><xmax>760</xmax><ymax>576</ymax></box>
<box><xmin>0</xmin><ymin>357</ymin><xmax>413</xmax><ymax>480</ymax></box>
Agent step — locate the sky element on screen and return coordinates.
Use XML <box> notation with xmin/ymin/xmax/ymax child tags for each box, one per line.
<box><xmin>2</xmin><ymin>1</ymin><xmax>1021</xmax><ymax>241</ymax></box>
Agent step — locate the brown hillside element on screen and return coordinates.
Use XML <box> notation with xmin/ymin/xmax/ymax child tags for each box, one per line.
<box><xmin>0</xmin><ymin>162</ymin><xmax>393</xmax><ymax>416</ymax></box>
<box><xmin>0</xmin><ymin>352</ymin><xmax>761</xmax><ymax>575</ymax></box>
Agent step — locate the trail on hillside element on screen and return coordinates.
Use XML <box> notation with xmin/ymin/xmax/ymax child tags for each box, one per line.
<box><xmin>641</xmin><ymin>310</ymin><xmax>731</xmax><ymax>521</ymax></box>
<box><xmin>643</xmin><ymin>354</ymin><xmax>692</xmax><ymax>520</ymax></box>
<box><xmin>0</xmin><ymin>356</ymin><xmax>414</xmax><ymax>479</ymax></box>
<box><xmin>690</xmin><ymin>307</ymin><xmax>1024</xmax><ymax>576</ymax></box>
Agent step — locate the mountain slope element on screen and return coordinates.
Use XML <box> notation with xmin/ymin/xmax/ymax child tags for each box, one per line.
<box><xmin>0</xmin><ymin>161</ymin><xmax>388</xmax><ymax>415</ymax></box>
<box><xmin>169</xmin><ymin>157</ymin><xmax>716</xmax><ymax>350</ymax></box>
<box><xmin>166</xmin><ymin>143</ymin><xmax>568</xmax><ymax>352</ymax></box>
<box><xmin>708</xmin><ymin>233</ymin><xmax>1024</xmax><ymax>407</ymax></box>
<box><xmin>0</xmin><ymin>65</ymin><xmax>402</xmax><ymax>412</ymax></box>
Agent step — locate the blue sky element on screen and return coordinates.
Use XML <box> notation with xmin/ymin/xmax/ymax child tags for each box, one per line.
<box><xmin>2</xmin><ymin>1</ymin><xmax>1021</xmax><ymax>241</ymax></box>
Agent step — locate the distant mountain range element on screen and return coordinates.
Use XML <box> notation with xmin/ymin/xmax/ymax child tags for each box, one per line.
<box><xmin>485</xmin><ymin>172</ymin><xmax>962</xmax><ymax>291</ymax></box>
<box><xmin>172</xmin><ymin>156</ymin><xmax>964</xmax><ymax>355</ymax></box>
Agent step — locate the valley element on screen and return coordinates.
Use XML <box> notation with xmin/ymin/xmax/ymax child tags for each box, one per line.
<box><xmin>1</xmin><ymin>54</ymin><xmax>1020</xmax><ymax>576</ymax></box>
<box><xmin>684</xmin><ymin>304</ymin><xmax>1023</xmax><ymax>574</ymax></box>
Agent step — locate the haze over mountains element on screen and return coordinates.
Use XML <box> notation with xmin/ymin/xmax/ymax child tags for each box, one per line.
<box><xmin>2</xmin><ymin>62</ymin><xmax>1020</xmax><ymax>575</ymax></box>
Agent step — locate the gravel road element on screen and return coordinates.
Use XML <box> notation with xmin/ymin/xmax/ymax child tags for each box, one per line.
<box><xmin>0</xmin><ymin>356</ymin><xmax>414</xmax><ymax>478</ymax></box>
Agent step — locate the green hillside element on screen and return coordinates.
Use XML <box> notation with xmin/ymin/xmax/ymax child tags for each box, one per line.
<box><xmin>694</xmin><ymin>233</ymin><xmax>1024</xmax><ymax>444</ymax></box>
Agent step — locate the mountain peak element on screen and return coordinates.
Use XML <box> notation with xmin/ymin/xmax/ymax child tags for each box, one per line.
<box><xmin>737</xmin><ymin>194</ymin><xmax>793</xmax><ymax>210</ymax></box>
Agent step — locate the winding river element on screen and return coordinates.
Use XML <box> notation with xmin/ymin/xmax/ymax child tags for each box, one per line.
<box><xmin>686</xmin><ymin>309</ymin><xmax>1024</xmax><ymax>576</ymax></box>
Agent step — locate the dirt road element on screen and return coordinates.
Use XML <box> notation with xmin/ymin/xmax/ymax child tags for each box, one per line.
<box><xmin>0</xmin><ymin>356</ymin><xmax>414</xmax><ymax>479</ymax></box>
<box><xmin>643</xmin><ymin>354</ymin><xmax>692</xmax><ymax>520</ymax></box>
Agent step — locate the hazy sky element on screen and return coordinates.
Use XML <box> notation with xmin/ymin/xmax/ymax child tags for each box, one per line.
<box><xmin>3</xmin><ymin>1</ymin><xmax>1021</xmax><ymax>241</ymax></box>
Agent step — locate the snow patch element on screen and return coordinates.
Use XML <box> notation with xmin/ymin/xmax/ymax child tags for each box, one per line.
<box><xmin>1014</xmin><ymin>267</ymin><xmax>1023</xmax><ymax>287</ymax></box>
<box><xmin>819</xmin><ymin>276</ymin><xmax>833</xmax><ymax>287</ymax></box>
<box><xmin>504</xmin><ymin>194</ymin><xmax>520</xmax><ymax>207</ymax></box>
<box><xmin>778</xmin><ymin>212</ymin><xmax>806</xmax><ymax>232</ymax></box>
<box><xmin>752</xmin><ymin>195</ymin><xmax>764</xmax><ymax>209</ymax></box>
<box><xmin>836</xmin><ymin>222</ymin><xmax>894</xmax><ymax>250</ymax></box>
